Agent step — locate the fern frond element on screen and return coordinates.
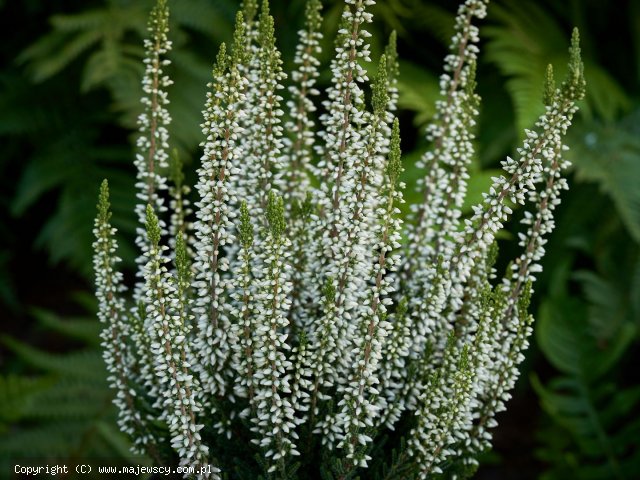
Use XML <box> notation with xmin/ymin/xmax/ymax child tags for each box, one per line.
<box><xmin>21</xmin><ymin>379</ymin><xmax>111</xmax><ymax>421</ymax></box>
<box><xmin>0</xmin><ymin>305</ymin><xmax>139</xmax><ymax>471</ymax></box>
<box><xmin>29</xmin><ymin>308</ymin><xmax>102</xmax><ymax>346</ymax></box>
<box><xmin>170</xmin><ymin>0</ymin><xmax>235</xmax><ymax>40</ymax></box>
<box><xmin>1</xmin><ymin>336</ymin><xmax>107</xmax><ymax>381</ymax></box>
<box><xmin>534</xmin><ymin>376</ymin><xmax>640</xmax><ymax>480</ymax></box>
<box><xmin>566</xmin><ymin>111</ymin><xmax>640</xmax><ymax>243</ymax></box>
<box><xmin>535</xmin><ymin>294</ymin><xmax>640</xmax><ymax>480</ymax></box>
<box><xmin>0</xmin><ymin>375</ymin><xmax>52</xmax><ymax>424</ymax></box>
<box><xmin>485</xmin><ymin>1</ymin><xmax>629</xmax><ymax>132</ymax></box>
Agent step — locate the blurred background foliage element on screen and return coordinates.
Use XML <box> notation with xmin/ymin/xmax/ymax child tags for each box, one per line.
<box><xmin>1</xmin><ymin>0</ymin><xmax>639</xmax><ymax>478</ymax></box>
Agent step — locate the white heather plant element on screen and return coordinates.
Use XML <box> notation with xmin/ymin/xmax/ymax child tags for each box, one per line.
<box><xmin>93</xmin><ymin>0</ymin><xmax>586</xmax><ymax>478</ymax></box>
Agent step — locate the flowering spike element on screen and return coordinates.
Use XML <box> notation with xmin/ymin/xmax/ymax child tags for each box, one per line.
<box><xmin>238</xmin><ymin>201</ymin><xmax>254</xmax><ymax>249</ymax></box>
<box><xmin>175</xmin><ymin>233</ymin><xmax>190</xmax><ymax>284</ymax></box>
<box><xmin>132</xmin><ymin>0</ymin><xmax>173</xmax><ymax>305</ymax></box>
<box><xmin>214</xmin><ymin>42</ymin><xmax>227</xmax><ymax>75</ymax></box>
<box><xmin>543</xmin><ymin>64</ymin><xmax>556</xmax><ymax>106</ymax></box>
<box><xmin>266</xmin><ymin>191</ymin><xmax>286</xmax><ymax>238</ymax></box>
<box><xmin>386</xmin><ymin>118</ymin><xmax>402</xmax><ymax>182</ymax></box>
<box><xmin>372</xmin><ymin>54</ymin><xmax>389</xmax><ymax>117</ymax></box>
<box><xmin>94</xmin><ymin>181</ymin><xmax>161</xmax><ymax>459</ymax></box>
<box><xmin>334</xmin><ymin>113</ymin><xmax>405</xmax><ymax>472</ymax></box>
<box><xmin>563</xmin><ymin>27</ymin><xmax>586</xmax><ymax>101</ymax></box>
<box><xmin>143</xmin><ymin>202</ymin><xmax>216</xmax><ymax>477</ymax></box>
<box><xmin>231</xmin><ymin>13</ymin><xmax>247</xmax><ymax>64</ymax></box>
<box><xmin>145</xmin><ymin>204</ymin><xmax>161</xmax><ymax>248</ymax></box>
<box><xmin>401</xmin><ymin>0</ymin><xmax>487</xmax><ymax>391</ymax></box>
<box><xmin>250</xmin><ymin>189</ymin><xmax>296</xmax><ymax>474</ymax></box>
<box><xmin>404</xmin><ymin>0</ymin><xmax>486</xmax><ymax>279</ymax></box>
<box><xmin>230</xmin><ymin>200</ymin><xmax>258</xmax><ymax>406</ymax></box>
<box><xmin>190</xmin><ymin>12</ymin><xmax>247</xmax><ymax>419</ymax></box>
<box><xmin>283</xmin><ymin>0</ymin><xmax>323</xmax><ymax>204</ymax></box>
<box><xmin>242</xmin><ymin>0</ymin><xmax>259</xmax><ymax>23</ymax></box>
<box><xmin>236</xmin><ymin>0</ymin><xmax>286</xmax><ymax>221</ymax></box>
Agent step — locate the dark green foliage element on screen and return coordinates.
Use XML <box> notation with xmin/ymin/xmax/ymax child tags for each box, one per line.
<box><xmin>19</xmin><ymin>0</ymin><xmax>237</xmax><ymax>132</ymax></box>
<box><xmin>566</xmin><ymin>110</ymin><xmax>640</xmax><ymax>244</ymax></box>
<box><xmin>0</xmin><ymin>306</ymin><xmax>139</xmax><ymax>477</ymax></box>
<box><xmin>0</xmin><ymin>375</ymin><xmax>54</xmax><ymax>425</ymax></box>
<box><xmin>2</xmin><ymin>337</ymin><xmax>105</xmax><ymax>381</ymax></box>
<box><xmin>534</xmin><ymin>295</ymin><xmax>640</xmax><ymax>479</ymax></box>
<box><xmin>3</xmin><ymin>72</ymin><xmax>137</xmax><ymax>277</ymax></box>
<box><xmin>29</xmin><ymin>307</ymin><xmax>103</xmax><ymax>346</ymax></box>
<box><xmin>483</xmin><ymin>0</ymin><xmax>630</xmax><ymax>133</ymax></box>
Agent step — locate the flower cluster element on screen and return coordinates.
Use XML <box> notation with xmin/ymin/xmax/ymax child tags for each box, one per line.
<box><xmin>133</xmin><ymin>0</ymin><xmax>172</xmax><ymax>293</ymax></box>
<box><xmin>93</xmin><ymin>0</ymin><xmax>585</xmax><ymax>478</ymax></box>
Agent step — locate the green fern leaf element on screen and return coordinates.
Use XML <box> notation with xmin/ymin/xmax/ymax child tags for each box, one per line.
<box><xmin>22</xmin><ymin>379</ymin><xmax>111</xmax><ymax>420</ymax></box>
<box><xmin>29</xmin><ymin>308</ymin><xmax>102</xmax><ymax>346</ymax></box>
<box><xmin>396</xmin><ymin>61</ymin><xmax>439</xmax><ymax>129</ymax></box>
<box><xmin>1</xmin><ymin>335</ymin><xmax>107</xmax><ymax>382</ymax></box>
<box><xmin>567</xmin><ymin>111</ymin><xmax>640</xmax><ymax>243</ymax></box>
<box><xmin>533</xmin><ymin>375</ymin><xmax>640</xmax><ymax>480</ymax></box>
<box><xmin>0</xmin><ymin>421</ymin><xmax>85</xmax><ymax>458</ymax></box>
<box><xmin>485</xmin><ymin>1</ymin><xmax>629</xmax><ymax>132</ymax></box>
<box><xmin>170</xmin><ymin>0</ymin><xmax>234</xmax><ymax>39</ymax></box>
<box><xmin>24</xmin><ymin>30</ymin><xmax>103</xmax><ymax>82</ymax></box>
<box><xmin>0</xmin><ymin>375</ymin><xmax>52</xmax><ymax>425</ymax></box>
<box><xmin>537</xmin><ymin>297</ymin><xmax>635</xmax><ymax>381</ymax></box>
<box><xmin>535</xmin><ymin>288</ymin><xmax>639</xmax><ymax>480</ymax></box>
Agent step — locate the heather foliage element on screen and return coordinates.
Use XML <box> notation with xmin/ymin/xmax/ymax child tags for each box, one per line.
<box><xmin>93</xmin><ymin>0</ymin><xmax>585</xmax><ymax>478</ymax></box>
